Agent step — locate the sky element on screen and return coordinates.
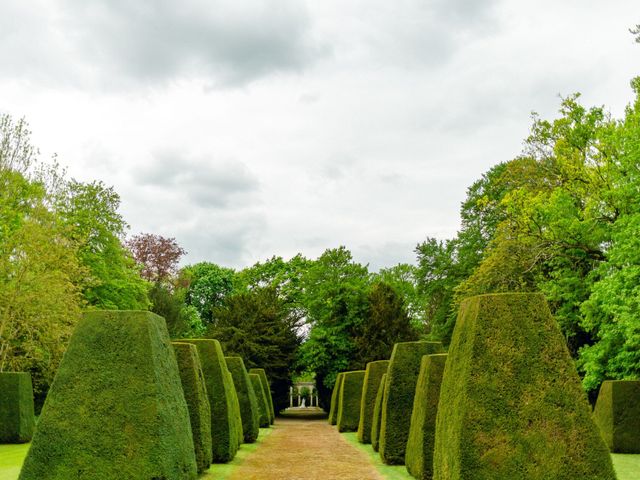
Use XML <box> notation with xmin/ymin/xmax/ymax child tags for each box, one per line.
<box><xmin>1</xmin><ymin>1</ymin><xmax>639</xmax><ymax>271</ymax></box>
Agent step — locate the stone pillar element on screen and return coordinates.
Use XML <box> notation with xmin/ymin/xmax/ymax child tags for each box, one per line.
<box><xmin>289</xmin><ymin>386</ymin><xmax>293</xmax><ymax>408</ymax></box>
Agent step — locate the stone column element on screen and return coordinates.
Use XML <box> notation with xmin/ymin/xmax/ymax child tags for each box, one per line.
<box><xmin>289</xmin><ymin>386</ymin><xmax>293</xmax><ymax>408</ymax></box>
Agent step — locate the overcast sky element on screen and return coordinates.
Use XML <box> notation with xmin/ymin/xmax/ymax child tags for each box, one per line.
<box><xmin>1</xmin><ymin>1</ymin><xmax>639</xmax><ymax>271</ymax></box>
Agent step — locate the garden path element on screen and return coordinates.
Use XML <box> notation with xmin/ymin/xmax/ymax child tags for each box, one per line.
<box><xmin>226</xmin><ymin>417</ymin><xmax>384</xmax><ymax>480</ymax></box>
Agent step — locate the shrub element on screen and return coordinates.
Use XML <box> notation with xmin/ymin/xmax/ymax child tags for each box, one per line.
<box><xmin>172</xmin><ymin>342</ymin><xmax>213</xmax><ymax>473</ymax></box>
<box><xmin>19</xmin><ymin>311</ymin><xmax>197</xmax><ymax>480</ymax></box>
<box><xmin>328</xmin><ymin>372</ymin><xmax>345</xmax><ymax>425</ymax></box>
<box><xmin>0</xmin><ymin>372</ymin><xmax>35</xmax><ymax>443</ymax></box>
<box><xmin>226</xmin><ymin>367</ymin><xmax>244</xmax><ymax>447</ymax></box>
<box><xmin>405</xmin><ymin>353</ymin><xmax>447</xmax><ymax>480</ymax></box>
<box><xmin>337</xmin><ymin>370</ymin><xmax>366</xmax><ymax>432</ymax></box>
<box><xmin>226</xmin><ymin>356</ymin><xmax>260</xmax><ymax>443</ymax></box>
<box><xmin>357</xmin><ymin>360</ymin><xmax>389</xmax><ymax>443</ymax></box>
<box><xmin>181</xmin><ymin>339</ymin><xmax>239</xmax><ymax>463</ymax></box>
<box><xmin>433</xmin><ymin>293</ymin><xmax>616</xmax><ymax>480</ymax></box>
<box><xmin>371</xmin><ymin>373</ymin><xmax>387</xmax><ymax>452</ymax></box>
<box><xmin>250</xmin><ymin>368</ymin><xmax>275</xmax><ymax>423</ymax></box>
<box><xmin>380</xmin><ymin>341</ymin><xmax>444</xmax><ymax>465</ymax></box>
<box><xmin>593</xmin><ymin>380</ymin><xmax>640</xmax><ymax>453</ymax></box>
<box><xmin>250</xmin><ymin>373</ymin><xmax>270</xmax><ymax>427</ymax></box>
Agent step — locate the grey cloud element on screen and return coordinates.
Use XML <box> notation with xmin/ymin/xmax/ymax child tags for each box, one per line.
<box><xmin>0</xmin><ymin>0</ymin><xmax>326</xmax><ymax>88</ymax></box>
<box><xmin>136</xmin><ymin>152</ymin><xmax>259</xmax><ymax>208</ymax></box>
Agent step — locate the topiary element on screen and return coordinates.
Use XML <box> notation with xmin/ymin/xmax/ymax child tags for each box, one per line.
<box><xmin>405</xmin><ymin>353</ymin><xmax>447</xmax><ymax>480</ymax></box>
<box><xmin>19</xmin><ymin>311</ymin><xmax>197</xmax><ymax>480</ymax></box>
<box><xmin>172</xmin><ymin>342</ymin><xmax>213</xmax><ymax>474</ymax></box>
<box><xmin>593</xmin><ymin>380</ymin><xmax>640</xmax><ymax>453</ymax></box>
<box><xmin>380</xmin><ymin>341</ymin><xmax>444</xmax><ymax>465</ymax></box>
<box><xmin>250</xmin><ymin>373</ymin><xmax>270</xmax><ymax>428</ymax></box>
<box><xmin>249</xmin><ymin>368</ymin><xmax>275</xmax><ymax>423</ymax></box>
<box><xmin>328</xmin><ymin>372</ymin><xmax>345</xmax><ymax>425</ymax></box>
<box><xmin>225</xmin><ymin>367</ymin><xmax>244</xmax><ymax>448</ymax></box>
<box><xmin>433</xmin><ymin>293</ymin><xmax>616</xmax><ymax>480</ymax></box>
<box><xmin>181</xmin><ymin>339</ymin><xmax>239</xmax><ymax>463</ymax></box>
<box><xmin>225</xmin><ymin>356</ymin><xmax>260</xmax><ymax>443</ymax></box>
<box><xmin>357</xmin><ymin>360</ymin><xmax>389</xmax><ymax>444</ymax></box>
<box><xmin>371</xmin><ymin>373</ymin><xmax>387</xmax><ymax>452</ymax></box>
<box><xmin>337</xmin><ymin>370</ymin><xmax>366</xmax><ymax>432</ymax></box>
<box><xmin>0</xmin><ymin>372</ymin><xmax>35</xmax><ymax>443</ymax></box>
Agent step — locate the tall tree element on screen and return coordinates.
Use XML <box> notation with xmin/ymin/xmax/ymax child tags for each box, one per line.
<box><xmin>126</xmin><ymin>233</ymin><xmax>186</xmax><ymax>283</ymax></box>
<box><xmin>56</xmin><ymin>180</ymin><xmax>149</xmax><ymax>309</ymax></box>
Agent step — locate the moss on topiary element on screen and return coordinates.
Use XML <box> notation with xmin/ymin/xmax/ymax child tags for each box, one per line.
<box><xmin>250</xmin><ymin>373</ymin><xmax>270</xmax><ymax>428</ymax></box>
<box><xmin>405</xmin><ymin>353</ymin><xmax>447</xmax><ymax>480</ymax></box>
<box><xmin>0</xmin><ymin>372</ymin><xmax>35</xmax><ymax>443</ymax></box>
<box><xmin>172</xmin><ymin>342</ymin><xmax>213</xmax><ymax>474</ymax></box>
<box><xmin>371</xmin><ymin>373</ymin><xmax>387</xmax><ymax>452</ymax></box>
<box><xmin>19</xmin><ymin>311</ymin><xmax>197</xmax><ymax>480</ymax></box>
<box><xmin>225</xmin><ymin>356</ymin><xmax>260</xmax><ymax>443</ymax></box>
<box><xmin>337</xmin><ymin>370</ymin><xmax>366</xmax><ymax>432</ymax></box>
<box><xmin>250</xmin><ymin>368</ymin><xmax>275</xmax><ymax>423</ymax></box>
<box><xmin>328</xmin><ymin>372</ymin><xmax>345</xmax><ymax>426</ymax></box>
<box><xmin>357</xmin><ymin>360</ymin><xmax>389</xmax><ymax>444</ymax></box>
<box><xmin>593</xmin><ymin>380</ymin><xmax>640</xmax><ymax>453</ymax></box>
<box><xmin>433</xmin><ymin>293</ymin><xmax>616</xmax><ymax>480</ymax></box>
<box><xmin>181</xmin><ymin>339</ymin><xmax>239</xmax><ymax>463</ymax></box>
<box><xmin>380</xmin><ymin>341</ymin><xmax>444</xmax><ymax>465</ymax></box>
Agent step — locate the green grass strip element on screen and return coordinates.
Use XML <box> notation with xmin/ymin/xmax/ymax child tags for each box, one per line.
<box><xmin>342</xmin><ymin>432</ymin><xmax>413</xmax><ymax>480</ymax></box>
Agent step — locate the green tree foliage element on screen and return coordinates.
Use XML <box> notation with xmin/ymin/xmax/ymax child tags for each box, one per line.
<box><xmin>207</xmin><ymin>286</ymin><xmax>301</xmax><ymax>413</ymax></box>
<box><xmin>0</xmin><ymin>115</ymin><xmax>84</xmax><ymax>406</ymax></box>
<box><xmin>56</xmin><ymin>180</ymin><xmax>149</xmax><ymax>309</ymax></box>
<box><xmin>355</xmin><ymin>282</ymin><xmax>417</xmax><ymax>363</ymax></box>
<box><xmin>181</xmin><ymin>262</ymin><xmax>236</xmax><ymax>324</ymax></box>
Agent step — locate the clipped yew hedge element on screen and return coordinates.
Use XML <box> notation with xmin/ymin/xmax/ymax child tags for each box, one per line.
<box><xmin>433</xmin><ymin>293</ymin><xmax>616</xmax><ymax>480</ymax></box>
<box><xmin>405</xmin><ymin>353</ymin><xmax>447</xmax><ymax>480</ymax></box>
<box><xmin>593</xmin><ymin>380</ymin><xmax>640</xmax><ymax>453</ymax></box>
<box><xmin>250</xmin><ymin>368</ymin><xmax>275</xmax><ymax>423</ymax></box>
<box><xmin>357</xmin><ymin>360</ymin><xmax>389</xmax><ymax>444</ymax></box>
<box><xmin>226</xmin><ymin>356</ymin><xmax>260</xmax><ymax>443</ymax></box>
<box><xmin>0</xmin><ymin>372</ymin><xmax>35</xmax><ymax>443</ymax></box>
<box><xmin>226</xmin><ymin>368</ymin><xmax>244</xmax><ymax>447</ymax></box>
<box><xmin>380</xmin><ymin>341</ymin><xmax>444</xmax><ymax>465</ymax></box>
<box><xmin>337</xmin><ymin>370</ymin><xmax>366</xmax><ymax>432</ymax></box>
<box><xmin>250</xmin><ymin>373</ymin><xmax>270</xmax><ymax>427</ymax></box>
<box><xmin>172</xmin><ymin>342</ymin><xmax>213</xmax><ymax>473</ymax></box>
<box><xmin>329</xmin><ymin>372</ymin><xmax>345</xmax><ymax>426</ymax></box>
<box><xmin>19</xmin><ymin>311</ymin><xmax>197</xmax><ymax>480</ymax></box>
<box><xmin>181</xmin><ymin>339</ymin><xmax>239</xmax><ymax>463</ymax></box>
<box><xmin>371</xmin><ymin>373</ymin><xmax>388</xmax><ymax>452</ymax></box>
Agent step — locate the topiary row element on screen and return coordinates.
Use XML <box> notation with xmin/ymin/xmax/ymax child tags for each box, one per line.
<box><xmin>433</xmin><ymin>293</ymin><xmax>616</xmax><ymax>480</ymax></box>
<box><xmin>172</xmin><ymin>342</ymin><xmax>213</xmax><ymax>474</ymax></box>
<box><xmin>371</xmin><ymin>373</ymin><xmax>387</xmax><ymax>452</ymax></box>
<box><xmin>0</xmin><ymin>372</ymin><xmax>36</xmax><ymax>444</ymax></box>
<box><xmin>379</xmin><ymin>341</ymin><xmax>444</xmax><ymax>465</ymax></box>
<box><xmin>357</xmin><ymin>360</ymin><xmax>389</xmax><ymax>444</ymax></box>
<box><xmin>250</xmin><ymin>373</ymin><xmax>271</xmax><ymax>427</ymax></box>
<box><xmin>593</xmin><ymin>380</ymin><xmax>640</xmax><ymax>454</ymax></box>
<box><xmin>337</xmin><ymin>370</ymin><xmax>366</xmax><ymax>432</ymax></box>
<box><xmin>19</xmin><ymin>311</ymin><xmax>198</xmax><ymax>480</ymax></box>
<box><xmin>328</xmin><ymin>372</ymin><xmax>345</xmax><ymax>425</ymax></box>
<box><xmin>226</xmin><ymin>356</ymin><xmax>260</xmax><ymax>443</ymax></box>
<box><xmin>250</xmin><ymin>368</ymin><xmax>275</xmax><ymax>424</ymax></box>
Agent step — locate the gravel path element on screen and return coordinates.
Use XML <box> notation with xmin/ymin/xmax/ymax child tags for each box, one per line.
<box><xmin>226</xmin><ymin>417</ymin><xmax>384</xmax><ymax>480</ymax></box>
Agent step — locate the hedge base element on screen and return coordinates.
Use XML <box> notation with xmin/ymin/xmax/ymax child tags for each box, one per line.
<box><xmin>593</xmin><ymin>380</ymin><xmax>640</xmax><ymax>453</ymax></box>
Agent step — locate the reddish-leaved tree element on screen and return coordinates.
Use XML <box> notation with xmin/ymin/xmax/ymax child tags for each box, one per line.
<box><xmin>126</xmin><ymin>233</ymin><xmax>186</xmax><ymax>283</ymax></box>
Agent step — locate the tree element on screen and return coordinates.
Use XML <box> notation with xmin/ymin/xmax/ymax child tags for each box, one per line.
<box><xmin>180</xmin><ymin>262</ymin><xmax>236</xmax><ymax>325</ymax></box>
<box><xmin>126</xmin><ymin>233</ymin><xmax>186</xmax><ymax>284</ymax></box>
<box><xmin>354</xmin><ymin>282</ymin><xmax>417</xmax><ymax>364</ymax></box>
<box><xmin>631</xmin><ymin>24</ymin><xmax>640</xmax><ymax>43</ymax></box>
<box><xmin>207</xmin><ymin>287</ymin><xmax>302</xmax><ymax>413</ymax></box>
<box><xmin>56</xmin><ymin>180</ymin><xmax>149</xmax><ymax>309</ymax></box>
<box><xmin>0</xmin><ymin>115</ymin><xmax>84</xmax><ymax>407</ymax></box>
